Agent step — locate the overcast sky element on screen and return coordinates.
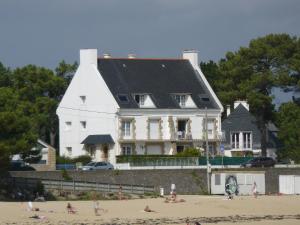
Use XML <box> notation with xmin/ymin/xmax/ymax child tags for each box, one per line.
<box><xmin>0</xmin><ymin>0</ymin><xmax>300</xmax><ymax>69</ymax></box>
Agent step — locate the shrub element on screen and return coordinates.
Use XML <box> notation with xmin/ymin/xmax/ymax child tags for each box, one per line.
<box><xmin>56</xmin><ymin>155</ymin><xmax>92</xmax><ymax>164</ymax></box>
<box><xmin>176</xmin><ymin>148</ymin><xmax>201</xmax><ymax>157</ymax></box>
<box><xmin>61</xmin><ymin>169</ymin><xmax>72</xmax><ymax>181</ymax></box>
<box><xmin>56</xmin><ymin>155</ymin><xmax>73</xmax><ymax>164</ymax></box>
<box><xmin>72</xmin><ymin>155</ymin><xmax>92</xmax><ymax>165</ymax></box>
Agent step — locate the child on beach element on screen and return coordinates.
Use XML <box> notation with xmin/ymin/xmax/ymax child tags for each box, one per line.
<box><xmin>252</xmin><ymin>181</ymin><xmax>258</xmax><ymax>198</ymax></box>
<box><xmin>66</xmin><ymin>202</ymin><xmax>77</xmax><ymax>214</ymax></box>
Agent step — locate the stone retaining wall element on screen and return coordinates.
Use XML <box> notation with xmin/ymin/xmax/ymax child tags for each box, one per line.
<box><xmin>9</xmin><ymin>168</ymin><xmax>300</xmax><ymax>194</ymax></box>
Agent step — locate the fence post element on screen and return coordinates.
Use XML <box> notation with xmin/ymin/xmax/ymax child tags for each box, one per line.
<box><xmin>108</xmin><ymin>184</ymin><xmax>110</xmax><ymax>192</ymax></box>
<box><xmin>131</xmin><ymin>185</ymin><xmax>133</xmax><ymax>194</ymax></box>
<box><xmin>73</xmin><ymin>180</ymin><xmax>75</xmax><ymax>192</ymax></box>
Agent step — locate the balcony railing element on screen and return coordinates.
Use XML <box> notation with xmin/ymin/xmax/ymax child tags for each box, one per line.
<box><xmin>177</xmin><ymin>131</ymin><xmax>192</xmax><ymax>140</ymax></box>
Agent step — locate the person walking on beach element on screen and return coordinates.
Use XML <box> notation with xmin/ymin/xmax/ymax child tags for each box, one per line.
<box><xmin>252</xmin><ymin>181</ymin><xmax>258</xmax><ymax>198</ymax></box>
<box><xmin>93</xmin><ymin>200</ymin><xmax>100</xmax><ymax>216</ymax></box>
<box><xmin>118</xmin><ymin>185</ymin><xmax>123</xmax><ymax>200</ymax></box>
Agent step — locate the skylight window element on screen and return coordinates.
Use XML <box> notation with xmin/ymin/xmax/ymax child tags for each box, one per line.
<box><xmin>199</xmin><ymin>94</ymin><xmax>210</xmax><ymax>102</ymax></box>
<box><xmin>118</xmin><ymin>94</ymin><xmax>129</xmax><ymax>102</ymax></box>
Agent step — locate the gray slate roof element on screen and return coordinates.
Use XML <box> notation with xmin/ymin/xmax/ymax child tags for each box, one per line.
<box><xmin>97</xmin><ymin>58</ymin><xmax>219</xmax><ymax>109</ymax></box>
<box><xmin>222</xmin><ymin>104</ymin><xmax>281</xmax><ymax>149</ymax></box>
<box><xmin>81</xmin><ymin>135</ymin><xmax>114</xmax><ymax>145</ymax></box>
<box><xmin>222</xmin><ymin>104</ymin><xmax>261</xmax><ymax>148</ymax></box>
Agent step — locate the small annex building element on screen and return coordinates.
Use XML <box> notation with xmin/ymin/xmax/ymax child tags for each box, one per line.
<box><xmin>222</xmin><ymin>100</ymin><xmax>281</xmax><ymax>157</ymax></box>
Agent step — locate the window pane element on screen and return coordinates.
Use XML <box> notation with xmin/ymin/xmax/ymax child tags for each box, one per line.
<box><xmin>215</xmin><ymin>174</ymin><xmax>221</xmax><ymax>185</ymax></box>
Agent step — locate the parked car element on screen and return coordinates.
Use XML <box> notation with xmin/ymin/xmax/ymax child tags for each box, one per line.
<box><xmin>80</xmin><ymin>161</ymin><xmax>114</xmax><ymax>171</ymax></box>
<box><xmin>241</xmin><ymin>157</ymin><xmax>276</xmax><ymax>168</ymax></box>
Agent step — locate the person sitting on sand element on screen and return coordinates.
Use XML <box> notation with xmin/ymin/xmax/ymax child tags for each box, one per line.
<box><xmin>27</xmin><ymin>201</ymin><xmax>40</xmax><ymax>211</ymax></box>
<box><xmin>29</xmin><ymin>214</ymin><xmax>47</xmax><ymax>220</ymax></box>
<box><xmin>170</xmin><ymin>190</ymin><xmax>177</xmax><ymax>201</ymax></box>
<box><xmin>143</xmin><ymin>205</ymin><xmax>156</xmax><ymax>212</ymax></box>
<box><xmin>164</xmin><ymin>196</ymin><xmax>186</xmax><ymax>203</ymax></box>
<box><xmin>66</xmin><ymin>202</ymin><xmax>77</xmax><ymax>214</ymax></box>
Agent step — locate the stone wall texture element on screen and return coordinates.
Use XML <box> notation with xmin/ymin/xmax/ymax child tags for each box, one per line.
<box><xmin>9</xmin><ymin>168</ymin><xmax>300</xmax><ymax>194</ymax></box>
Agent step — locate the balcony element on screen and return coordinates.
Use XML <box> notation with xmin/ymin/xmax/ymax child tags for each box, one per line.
<box><xmin>177</xmin><ymin>131</ymin><xmax>192</xmax><ymax>140</ymax></box>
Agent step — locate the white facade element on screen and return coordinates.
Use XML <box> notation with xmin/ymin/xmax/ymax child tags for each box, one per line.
<box><xmin>57</xmin><ymin>49</ymin><xmax>223</xmax><ymax>165</ymax></box>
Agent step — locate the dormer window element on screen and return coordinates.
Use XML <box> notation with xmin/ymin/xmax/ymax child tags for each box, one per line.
<box><xmin>134</xmin><ymin>94</ymin><xmax>145</xmax><ymax>106</ymax></box>
<box><xmin>133</xmin><ymin>94</ymin><xmax>156</xmax><ymax>108</ymax></box>
<box><xmin>175</xmin><ymin>95</ymin><xmax>187</xmax><ymax>107</ymax></box>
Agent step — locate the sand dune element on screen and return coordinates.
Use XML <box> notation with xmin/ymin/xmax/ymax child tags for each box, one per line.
<box><xmin>0</xmin><ymin>195</ymin><xmax>300</xmax><ymax>225</ymax></box>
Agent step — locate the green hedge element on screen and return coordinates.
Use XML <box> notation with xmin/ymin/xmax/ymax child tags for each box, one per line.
<box><xmin>56</xmin><ymin>155</ymin><xmax>92</xmax><ymax>165</ymax></box>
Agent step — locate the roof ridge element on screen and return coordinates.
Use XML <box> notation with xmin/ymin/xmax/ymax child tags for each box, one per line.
<box><xmin>98</xmin><ymin>57</ymin><xmax>187</xmax><ymax>61</ymax></box>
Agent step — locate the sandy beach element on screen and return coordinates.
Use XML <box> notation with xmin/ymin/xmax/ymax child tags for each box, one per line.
<box><xmin>0</xmin><ymin>195</ymin><xmax>300</xmax><ymax>225</ymax></box>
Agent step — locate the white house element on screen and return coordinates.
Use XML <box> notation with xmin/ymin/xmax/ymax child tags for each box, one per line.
<box><xmin>56</xmin><ymin>49</ymin><xmax>223</xmax><ymax>165</ymax></box>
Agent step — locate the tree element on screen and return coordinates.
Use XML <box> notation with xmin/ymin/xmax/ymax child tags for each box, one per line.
<box><xmin>200</xmin><ymin>60</ymin><xmax>222</xmax><ymax>93</ymax></box>
<box><xmin>12</xmin><ymin>65</ymin><xmax>66</xmax><ymax>148</ymax></box>
<box><xmin>215</xmin><ymin>34</ymin><xmax>299</xmax><ymax>156</ymax></box>
<box><xmin>55</xmin><ymin>60</ymin><xmax>78</xmax><ymax>85</ymax></box>
<box><xmin>0</xmin><ymin>62</ymin><xmax>12</xmax><ymax>87</ymax></box>
<box><xmin>276</xmin><ymin>102</ymin><xmax>300</xmax><ymax>162</ymax></box>
<box><xmin>0</xmin><ymin>87</ymin><xmax>38</xmax><ymax>169</ymax></box>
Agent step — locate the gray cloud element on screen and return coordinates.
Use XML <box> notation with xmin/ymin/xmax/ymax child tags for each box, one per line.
<box><xmin>0</xmin><ymin>0</ymin><xmax>299</xmax><ymax>69</ymax></box>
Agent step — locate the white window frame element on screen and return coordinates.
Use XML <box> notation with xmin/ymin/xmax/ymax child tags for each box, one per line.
<box><xmin>243</xmin><ymin>132</ymin><xmax>252</xmax><ymax>149</ymax></box>
<box><xmin>121</xmin><ymin>120</ymin><xmax>131</xmax><ymax>137</ymax></box>
<box><xmin>175</xmin><ymin>95</ymin><xmax>186</xmax><ymax>107</ymax></box>
<box><xmin>122</xmin><ymin>145</ymin><xmax>132</xmax><ymax>155</ymax></box>
<box><xmin>135</xmin><ymin>94</ymin><xmax>146</xmax><ymax>107</ymax></box>
<box><xmin>231</xmin><ymin>132</ymin><xmax>240</xmax><ymax>149</ymax></box>
<box><xmin>139</xmin><ymin>94</ymin><xmax>145</xmax><ymax>106</ymax></box>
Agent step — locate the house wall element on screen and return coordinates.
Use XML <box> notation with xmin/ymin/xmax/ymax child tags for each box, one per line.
<box><xmin>118</xmin><ymin>110</ymin><xmax>222</xmax><ymax>156</ymax></box>
<box><xmin>56</xmin><ymin>49</ymin><xmax>119</xmax><ymax>162</ymax></box>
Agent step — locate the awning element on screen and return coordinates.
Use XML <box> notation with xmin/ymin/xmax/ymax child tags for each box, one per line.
<box><xmin>81</xmin><ymin>135</ymin><xmax>115</xmax><ymax>145</ymax></box>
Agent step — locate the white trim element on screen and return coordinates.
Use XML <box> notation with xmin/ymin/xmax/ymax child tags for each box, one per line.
<box><xmin>192</xmin><ymin>63</ymin><xmax>224</xmax><ymax>112</ymax></box>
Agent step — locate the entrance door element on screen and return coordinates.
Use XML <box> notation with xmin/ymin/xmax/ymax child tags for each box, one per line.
<box><xmin>101</xmin><ymin>144</ymin><xmax>109</xmax><ymax>161</ymax></box>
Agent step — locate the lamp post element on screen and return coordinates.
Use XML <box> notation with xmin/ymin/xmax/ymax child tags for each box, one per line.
<box><xmin>205</xmin><ymin>107</ymin><xmax>211</xmax><ymax>194</ymax></box>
